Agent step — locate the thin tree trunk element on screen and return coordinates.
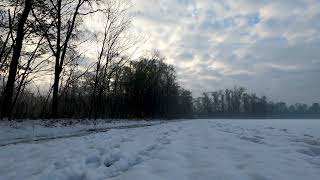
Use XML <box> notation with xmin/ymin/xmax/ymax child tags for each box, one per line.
<box><xmin>51</xmin><ymin>0</ymin><xmax>82</xmax><ymax>118</ymax></box>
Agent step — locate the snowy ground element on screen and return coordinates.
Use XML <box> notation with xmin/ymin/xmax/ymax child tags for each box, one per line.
<box><xmin>0</xmin><ymin>119</ymin><xmax>320</xmax><ymax>180</ymax></box>
<box><xmin>0</xmin><ymin>119</ymin><xmax>163</xmax><ymax>146</ymax></box>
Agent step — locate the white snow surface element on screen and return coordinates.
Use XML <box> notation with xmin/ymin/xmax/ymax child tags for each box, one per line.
<box><xmin>1</xmin><ymin>119</ymin><xmax>320</xmax><ymax>180</ymax></box>
<box><xmin>0</xmin><ymin>119</ymin><xmax>162</xmax><ymax>146</ymax></box>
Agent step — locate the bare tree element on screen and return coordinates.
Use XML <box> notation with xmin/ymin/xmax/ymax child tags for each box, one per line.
<box><xmin>87</xmin><ymin>0</ymin><xmax>136</xmax><ymax>118</ymax></box>
<box><xmin>31</xmin><ymin>0</ymin><xmax>98</xmax><ymax>118</ymax></box>
<box><xmin>1</xmin><ymin>0</ymin><xmax>33</xmax><ymax>118</ymax></box>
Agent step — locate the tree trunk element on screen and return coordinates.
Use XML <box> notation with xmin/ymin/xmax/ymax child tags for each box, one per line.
<box><xmin>51</xmin><ymin>68</ymin><xmax>60</xmax><ymax>118</ymax></box>
<box><xmin>1</xmin><ymin>0</ymin><xmax>33</xmax><ymax>119</ymax></box>
<box><xmin>51</xmin><ymin>0</ymin><xmax>61</xmax><ymax>119</ymax></box>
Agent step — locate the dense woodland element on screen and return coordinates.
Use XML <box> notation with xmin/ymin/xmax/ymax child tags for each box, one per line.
<box><xmin>0</xmin><ymin>0</ymin><xmax>319</xmax><ymax>120</ymax></box>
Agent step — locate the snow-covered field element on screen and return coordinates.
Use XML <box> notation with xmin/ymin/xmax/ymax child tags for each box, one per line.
<box><xmin>0</xmin><ymin>119</ymin><xmax>320</xmax><ymax>180</ymax></box>
<box><xmin>0</xmin><ymin>119</ymin><xmax>163</xmax><ymax>146</ymax></box>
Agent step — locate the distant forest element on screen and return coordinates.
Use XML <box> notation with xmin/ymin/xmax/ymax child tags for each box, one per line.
<box><xmin>194</xmin><ymin>87</ymin><xmax>320</xmax><ymax>119</ymax></box>
<box><xmin>0</xmin><ymin>0</ymin><xmax>319</xmax><ymax>120</ymax></box>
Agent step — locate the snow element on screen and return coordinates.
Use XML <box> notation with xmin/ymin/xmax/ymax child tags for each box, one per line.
<box><xmin>0</xmin><ymin>119</ymin><xmax>320</xmax><ymax>180</ymax></box>
<box><xmin>0</xmin><ymin>119</ymin><xmax>162</xmax><ymax>146</ymax></box>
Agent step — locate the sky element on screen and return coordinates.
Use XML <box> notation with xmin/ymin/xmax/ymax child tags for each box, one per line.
<box><xmin>129</xmin><ymin>0</ymin><xmax>320</xmax><ymax>104</ymax></box>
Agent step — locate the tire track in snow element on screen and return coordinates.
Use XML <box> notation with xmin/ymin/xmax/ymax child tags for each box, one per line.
<box><xmin>0</xmin><ymin>123</ymin><xmax>162</xmax><ymax>147</ymax></box>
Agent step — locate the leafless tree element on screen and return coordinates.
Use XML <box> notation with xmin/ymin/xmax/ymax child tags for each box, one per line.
<box><xmin>31</xmin><ymin>0</ymin><xmax>102</xmax><ymax>118</ymax></box>
<box><xmin>87</xmin><ymin>0</ymin><xmax>138</xmax><ymax>119</ymax></box>
<box><xmin>1</xmin><ymin>0</ymin><xmax>33</xmax><ymax>118</ymax></box>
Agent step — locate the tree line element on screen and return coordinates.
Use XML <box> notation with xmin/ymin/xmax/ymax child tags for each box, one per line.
<box><xmin>195</xmin><ymin>87</ymin><xmax>320</xmax><ymax>118</ymax></box>
<box><xmin>0</xmin><ymin>0</ymin><xmax>319</xmax><ymax>120</ymax></box>
<box><xmin>0</xmin><ymin>0</ymin><xmax>193</xmax><ymax>119</ymax></box>
<box><xmin>3</xmin><ymin>52</ymin><xmax>194</xmax><ymax>119</ymax></box>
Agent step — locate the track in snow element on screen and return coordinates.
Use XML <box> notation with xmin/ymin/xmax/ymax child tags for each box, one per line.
<box><xmin>0</xmin><ymin>123</ymin><xmax>160</xmax><ymax>147</ymax></box>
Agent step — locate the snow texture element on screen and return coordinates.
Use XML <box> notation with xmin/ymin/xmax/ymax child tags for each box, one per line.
<box><xmin>0</xmin><ymin>119</ymin><xmax>162</xmax><ymax>146</ymax></box>
<box><xmin>1</xmin><ymin>119</ymin><xmax>320</xmax><ymax>180</ymax></box>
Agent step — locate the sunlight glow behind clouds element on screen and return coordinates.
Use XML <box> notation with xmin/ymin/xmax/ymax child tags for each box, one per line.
<box><xmin>131</xmin><ymin>0</ymin><xmax>320</xmax><ymax>103</ymax></box>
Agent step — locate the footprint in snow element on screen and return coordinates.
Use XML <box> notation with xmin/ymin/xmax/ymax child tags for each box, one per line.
<box><xmin>304</xmin><ymin>134</ymin><xmax>314</xmax><ymax>138</ymax></box>
<box><xmin>265</xmin><ymin>127</ymin><xmax>275</xmax><ymax>130</ymax></box>
<box><xmin>240</xmin><ymin>136</ymin><xmax>265</xmax><ymax>144</ymax></box>
<box><xmin>171</xmin><ymin>129</ymin><xmax>178</xmax><ymax>133</ymax></box>
<box><xmin>279</xmin><ymin>128</ymin><xmax>288</xmax><ymax>133</ymax></box>
<box><xmin>297</xmin><ymin>146</ymin><xmax>320</xmax><ymax>157</ymax></box>
<box><xmin>140</xmin><ymin>144</ymin><xmax>159</xmax><ymax>156</ymax></box>
<box><xmin>120</xmin><ymin>137</ymin><xmax>133</xmax><ymax>143</ymax></box>
<box><xmin>97</xmin><ymin>147</ymin><xmax>106</xmax><ymax>156</ymax></box>
<box><xmin>202</xmin><ymin>146</ymin><xmax>209</xmax><ymax>149</ymax></box>
<box><xmin>157</xmin><ymin>136</ymin><xmax>171</xmax><ymax>145</ymax></box>
<box><xmin>292</xmin><ymin>138</ymin><xmax>320</xmax><ymax>146</ymax></box>
<box><xmin>85</xmin><ymin>155</ymin><xmax>101</xmax><ymax>168</ymax></box>
<box><xmin>104</xmin><ymin>154</ymin><xmax>120</xmax><ymax>167</ymax></box>
<box><xmin>53</xmin><ymin>160</ymin><xmax>69</xmax><ymax>170</ymax></box>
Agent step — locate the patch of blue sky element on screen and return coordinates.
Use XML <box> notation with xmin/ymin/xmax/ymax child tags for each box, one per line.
<box><xmin>247</xmin><ymin>14</ymin><xmax>261</xmax><ymax>26</ymax></box>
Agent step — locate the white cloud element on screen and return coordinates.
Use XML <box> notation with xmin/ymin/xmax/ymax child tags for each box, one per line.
<box><xmin>130</xmin><ymin>0</ymin><xmax>320</xmax><ymax>103</ymax></box>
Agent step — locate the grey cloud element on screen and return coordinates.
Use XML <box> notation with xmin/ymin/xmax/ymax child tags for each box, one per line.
<box><xmin>132</xmin><ymin>0</ymin><xmax>320</xmax><ymax>103</ymax></box>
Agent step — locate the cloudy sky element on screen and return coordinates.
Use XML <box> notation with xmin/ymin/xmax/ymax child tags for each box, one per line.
<box><xmin>128</xmin><ymin>0</ymin><xmax>320</xmax><ymax>104</ymax></box>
